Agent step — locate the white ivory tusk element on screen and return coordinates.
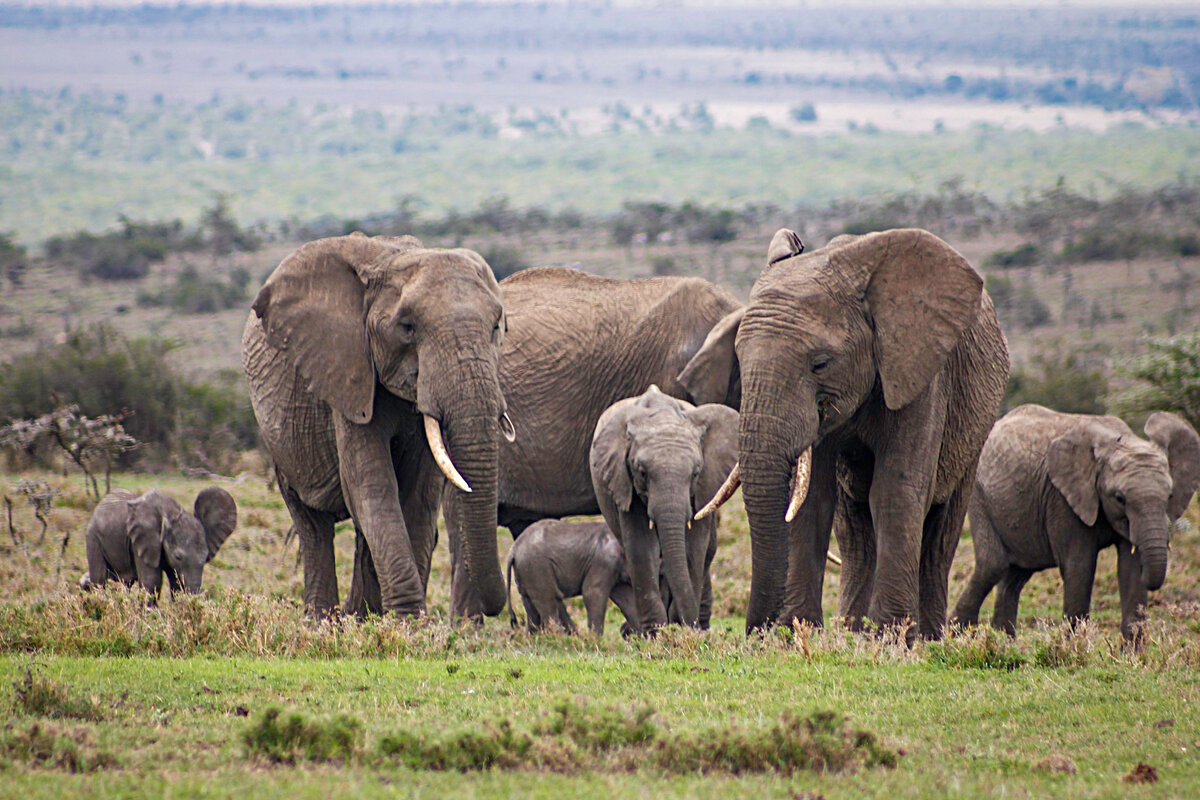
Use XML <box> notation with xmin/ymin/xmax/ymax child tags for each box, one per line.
<box><xmin>694</xmin><ymin>462</ymin><xmax>741</xmax><ymax>520</ymax></box>
<box><xmin>784</xmin><ymin>448</ymin><xmax>813</xmax><ymax>523</ymax></box>
<box><xmin>423</xmin><ymin>414</ymin><xmax>472</xmax><ymax>493</ymax></box>
<box><xmin>826</xmin><ymin>551</ymin><xmax>842</xmax><ymax>566</ymax></box>
<box><xmin>500</xmin><ymin>411</ymin><xmax>516</xmax><ymax>443</ymax></box>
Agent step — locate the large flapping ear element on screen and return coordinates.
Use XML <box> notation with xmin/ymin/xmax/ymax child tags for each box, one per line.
<box><xmin>833</xmin><ymin>229</ymin><xmax>983</xmax><ymax>411</ymax></box>
<box><xmin>126</xmin><ymin>493</ymin><xmax>166</xmax><ymax>567</ymax></box>
<box><xmin>194</xmin><ymin>487</ymin><xmax>238</xmax><ymax>562</ymax></box>
<box><xmin>767</xmin><ymin>228</ymin><xmax>805</xmax><ymax>265</ymax></box>
<box><xmin>590</xmin><ymin>400</ymin><xmax>637</xmax><ymax>512</ymax></box>
<box><xmin>1046</xmin><ymin>425</ymin><xmax>1104</xmax><ymax>526</ymax></box>
<box><xmin>252</xmin><ymin>235</ymin><xmax>409</xmax><ymax>424</ymax></box>
<box><xmin>677</xmin><ymin>307</ymin><xmax>745</xmax><ymax>407</ymax></box>
<box><xmin>1145</xmin><ymin>411</ymin><xmax>1200</xmax><ymax>520</ymax></box>
<box><xmin>684</xmin><ymin>404</ymin><xmax>740</xmax><ymax>510</ymax></box>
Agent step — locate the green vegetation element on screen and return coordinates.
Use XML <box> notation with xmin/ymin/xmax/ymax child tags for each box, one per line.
<box><xmin>1111</xmin><ymin>334</ymin><xmax>1200</xmax><ymax>431</ymax></box>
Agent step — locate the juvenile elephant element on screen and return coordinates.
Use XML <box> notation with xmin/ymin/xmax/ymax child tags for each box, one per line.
<box><xmin>349</xmin><ymin>267</ymin><xmax>743</xmax><ymax>618</ymax></box>
<box><xmin>590</xmin><ymin>385</ymin><xmax>738</xmax><ymax>631</ymax></box>
<box><xmin>702</xmin><ymin>229</ymin><xmax>1009</xmax><ymax>639</ymax></box>
<box><xmin>505</xmin><ymin>519</ymin><xmax>638</xmax><ymax>635</ymax></box>
<box><xmin>82</xmin><ymin>487</ymin><xmax>237</xmax><ymax>598</ymax></box>
<box><xmin>242</xmin><ymin>233</ymin><xmax>509</xmax><ymax>618</ymax></box>
<box><xmin>951</xmin><ymin>405</ymin><xmax>1200</xmax><ymax>642</ymax></box>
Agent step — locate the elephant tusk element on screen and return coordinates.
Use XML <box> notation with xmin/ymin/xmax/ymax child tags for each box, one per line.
<box><xmin>423</xmin><ymin>414</ymin><xmax>472</xmax><ymax>493</ymax></box>
<box><xmin>649</xmin><ymin>519</ymin><xmax>655</xmax><ymax>531</ymax></box>
<box><xmin>500</xmin><ymin>411</ymin><xmax>516</xmax><ymax>443</ymax></box>
<box><xmin>826</xmin><ymin>551</ymin><xmax>842</xmax><ymax>566</ymax></box>
<box><xmin>784</xmin><ymin>447</ymin><xmax>813</xmax><ymax>523</ymax></box>
<box><xmin>695</xmin><ymin>462</ymin><xmax>740</xmax><ymax>520</ymax></box>
<box><xmin>1131</xmin><ymin>545</ymin><xmax>1138</xmax><ymax>555</ymax></box>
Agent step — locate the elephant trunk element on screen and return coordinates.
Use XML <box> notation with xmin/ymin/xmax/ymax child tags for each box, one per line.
<box><xmin>738</xmin><ymin>378</ymin><xmax>816</xmax><ymax>633</ymax></box>
<box><xmin>1130</xmin><ymin>510</ymin><xmax>1170</xmax><ymax>591</ymax></box>
<box><xmin>651</xmin><ymin>500</ymin><xmax>699</xmax><ymax>627</ymax></box>
<box><xmin>427</xmin><ymin>341</ymin><xmax>507</xmax><ymax>616</ymax></box>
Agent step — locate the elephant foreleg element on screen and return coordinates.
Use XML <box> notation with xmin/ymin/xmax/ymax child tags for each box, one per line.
<box><xmin>991</xmin><ymin>566</ymin><xmax>1034</xmax><ymax>636</ymax></box>
<box><xmin>781</xmin><ymin>448</ymin><xmax>837</xmax><ymax>629</ymax></box>
<box><xmin>835</xmin><ymin>487</ymin><xmax>876</xmax><ymax>631</ymax></box>
<box><xmin>344</xmin><ymin>527</ymin><xmax>383</xmax><ymax>617</ymax></box>
<box><xmin>917</xmin><ymin>483</ymin><xmax>971</xmax><ymax>640</ymax></box>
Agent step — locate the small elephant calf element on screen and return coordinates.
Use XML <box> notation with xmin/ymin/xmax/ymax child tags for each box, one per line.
<box><xmin>82</xmin><ymin>487</ymin><xmax>238</xmax><ymax>599</ymax></box>
<box><xmin>952</xmin><ymin>405</ymin><xmax>1200</xmax><ymax>642</ymax></box>
<box><xmin>506</xmin><ymin>519</ymin><xmax>638</xmax><ymax>635</ymax></box>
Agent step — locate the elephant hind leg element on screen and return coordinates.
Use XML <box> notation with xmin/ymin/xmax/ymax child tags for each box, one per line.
<box><xmin>555</xmin><ymin>599</ymin><xmax>579</xmax><ymax>634</ymax></box>
<box><xmin>835</xmin><ymin>489</ymin><xmax>876</xmax><ymax>631</ymax></box>
<box><xmin>917</xmin><ymin>481</ymin><xmax>973</xmax><ymax>641</ymax></box>
<box><xmin>344</xmin><ymin>527</ymin><xmax>383</xmax><ymax>618</ymax></box>
<box><xmin>949</xmin><ymin>506</ymin><xmax>1006</xmax><ymax>630</ymax></box>
<box><xmin>992</xmin><ymin>566</ymin><xmax>1035</xmax><ymax>637</ymax></box>
<box><xmin>280</xmin><ymin>479</ymin><xmax>340</xmax><ymax>617</ymax></box>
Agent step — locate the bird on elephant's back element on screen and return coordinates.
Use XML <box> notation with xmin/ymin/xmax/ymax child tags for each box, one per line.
<box><xmin>701</xmin><ymin>227</ymin><xmax>1010</xmax><ymax>641</ymax></box>
<box><xmin>242</xmin><ymin>233</ymin><xmax>511</xmax><ymax>618</ymax></box>
<box><xmin>347</xmin><ymin>266</ymin><xmax>747</xmax><ymax>619</ymax></box>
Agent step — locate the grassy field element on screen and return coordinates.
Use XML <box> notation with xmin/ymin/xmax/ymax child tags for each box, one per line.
<box><xmin>0</xmin><ymin>467</ymin><xmax>1198</xmax><ymax>797</ymax></box>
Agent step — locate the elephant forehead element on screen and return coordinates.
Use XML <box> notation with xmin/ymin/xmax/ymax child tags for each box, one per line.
<box><xmin>1106</xmin><ymin>444</ymin><xmax>1170</xmax><ymax>482</ymax></box>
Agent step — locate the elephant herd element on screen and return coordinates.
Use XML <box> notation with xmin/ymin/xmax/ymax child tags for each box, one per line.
<box><xmin>82</xmin><ymin>227</ymin><xmax>1200</xmax><ymax>645</ymax></box>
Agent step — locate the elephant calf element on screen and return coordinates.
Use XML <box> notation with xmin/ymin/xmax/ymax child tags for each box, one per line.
<box><xmin>951</xmin><ymin>404</ymin><xmax>1200</xmax><ymax>642</ymax></box>
<box><xmin>506</xmin><ymin>520</ymin><xmax>638</xmax><ymax>635</ymax></box>
<box><xmin>82</xmin><ymin>487</ymin><xmax>238</xmax><ymax>599</ymax></box>
<box><xmin>591</xmin><ymin>385</ymin><xmax>738</xmax><ymax>632</ymax></box>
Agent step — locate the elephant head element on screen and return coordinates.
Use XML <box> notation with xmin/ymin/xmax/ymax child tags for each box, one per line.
<box><xmin>252</xmin><ymin>233</ymin><xmax>510</xmax><ymax>612</ymax></box>
<box><xmin>127</xmin><ymin>488</ymin><xmax>237</xmax><ymax>594</ymax></box>
<box><xmin>1048</xmin><ymin>412</ymin><xmax>1200</xmax><ymax>591</ymax></box>
<box><xmin>715</xmin><ymin>228</ymin><xmax>986</xmax><ymax>628</ymax></box>
<box><xmin>590</xmin><ymin>385</ymin><xmax>738</xmax><ymax>629</ymax></box>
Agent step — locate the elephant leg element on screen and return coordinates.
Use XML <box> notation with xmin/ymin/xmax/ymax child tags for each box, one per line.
<box><xmin>344</xmin><ymin>527</ymin><xmax>383</xmax><ymax>617</ymax></box>
<box><xmin>85</xmin><ymin>532</ymin><xmax>110</xmax><ymax>589</ymax></box>
<box><xmin>610</xmin><ymin>582</ymin><xmax>640</xmax><ymax>635</ymax></box>
<box><xmin>687</xmin><ymin>518</ymin><xmax>717</xmax><ymax>630</ymax></box>
<box><xmin>518</xmin><ymin>585</ymin><xmax>542</xmax><ymax>632</ymax></box>
<box><xmin>949</xmin><ymin>503</ymin><xmax>1006</xmax><ymax>630</ymax></box>
<box><xmin>991</xmin><ymin>566</ymin><xmax>1034</xmax><ymax>636</ymax></box>
<box><xmin>781</xmin><ymin>448</ymin><xmax>838</xmax><ymax>629</ymax></box>
<box><xmin>917</xmin><ymin>482</ymin><xmax>971</xmax><ymax>640</ymax></box>
<box><xmin>280</xmin><ymin>484</ymin><xmax>340</xmax><ymax>616</ymax></box>
<box><xmin>1116</xmin><ymin>539</ymin><xmax>1148</xmax><ymax>646</ymax></box>
<box><xmin>582</xmin><ymin>572</ymin><xmax>616</xmax><ymax>636</ymax></box>
<box><xmin>835</xmin><ymin>486</ymin><xmax>876</xmax><ymax>631</ymax></box>
<box><xmin>555</xmin><ymin>599</ymin><xmax>579</xmax><ymax>634</ymax></box>
<box><xmin>333</xmin><ymin>415</ymin><xmax>425</xmax><ymax>615</ymax></box>
<box><xmin>1059</xmin><ymin>540</ymin><xmax>1099</xmax><ymax>628</ymax></box>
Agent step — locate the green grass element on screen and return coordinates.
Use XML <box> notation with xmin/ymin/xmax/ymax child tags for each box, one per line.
<box><xmin>1</xmin><ymin>469</ymin><xmax>1199</xmax><ymax>796</ymax></box>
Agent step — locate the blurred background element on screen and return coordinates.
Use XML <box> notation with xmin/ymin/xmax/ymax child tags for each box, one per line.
<box><xmin>1</xmin><ymin>0</ymin><xmax>1199</xmax><ymax>475</ymax></box>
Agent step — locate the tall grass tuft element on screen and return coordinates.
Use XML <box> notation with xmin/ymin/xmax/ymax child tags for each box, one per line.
<box><xmin>241</xmin><ymin>706</ymin><xmax>360</xmax><ymax>764</ymax></box>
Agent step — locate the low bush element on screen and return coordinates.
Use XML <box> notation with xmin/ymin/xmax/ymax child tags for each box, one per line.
<box><xmin>925</xmin><ymin>626</ymin><xmax>1026</xmax><ymax>671</ymax></box>
<box><xmin>242</xmin><ymin>706</ymin><xmax>360</xmax><ymax>764</ymax></box>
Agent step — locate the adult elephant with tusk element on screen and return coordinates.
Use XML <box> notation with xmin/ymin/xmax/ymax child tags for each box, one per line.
<box><xmin>346</xmin><ymin>267</ymin><xmax>745</xmax><ymax>619</ymax></box>
<box><xmin>242</xmin><ymin>233</ymin><xmax>510</xmax><ymax>617</ymax></box>
<box><xmin>703</xmin><ymin>228</ymin><xmax>1009</xmax><ymax>640</ymax></box>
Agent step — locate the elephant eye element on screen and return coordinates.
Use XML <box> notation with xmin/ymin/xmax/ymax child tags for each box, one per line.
<box><xmin>812</xmin><ymin>355</ymin><xmax>831</xmax><ymax>374</ymax></box>
<box><xmin>397</xmin><ymin>320</ymin><xmax>415</xmax><ymax>340</ymax></box>
<box><xmin>1114</xmin><ymin>491</ymin><xmax>1126</xmax><ymax>505</ymax></box>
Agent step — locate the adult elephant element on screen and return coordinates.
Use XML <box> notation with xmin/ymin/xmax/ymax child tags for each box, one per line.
<box><xmin>348</xmin><ymin>267</ymin><xmax>743</xmax><ymax>618</ymax></box>
<box><xmin>242</xmin><ymin>233</ymin><xmax>509</xmax><ymax>617</ymax></box>
<box><xmin>701</xmin><ymin>229</ymin><xmax>1009</xmax><ymax>640</ymax></box>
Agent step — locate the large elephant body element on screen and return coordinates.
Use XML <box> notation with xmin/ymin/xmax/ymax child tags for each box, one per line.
<box><xmin>350</xmin><ymin>266</ymin><xmax>742</xmax><ymax>618</ymax></box>
<box><xmin>718</xmin><ymin>228</ymin><xmax>1009</xmax><ymax>639</ymax></box>
<box><xmin>243</xmin><ymin>234</ymin><xmax>509</xmax><ymax>617</ymax></box>
<box><xmin>951</xmin><ymin>404</ymin><xmax>1200</xmax><ymax>641</ymax></box>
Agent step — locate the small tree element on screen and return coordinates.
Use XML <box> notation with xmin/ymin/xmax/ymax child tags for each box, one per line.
<box><xmin>0</xmin><ymin>407</ymin><xmax>138</xmax><ymax>502</ymax></box>
<box><xmin>1110</xmin><ymin>334</ymin><xmax>1200</xmax><ymax>431</ymax></box>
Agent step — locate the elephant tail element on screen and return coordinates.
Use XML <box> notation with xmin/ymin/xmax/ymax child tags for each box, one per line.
<box><xmin>506</xmin><ymin>550</ymin><xmax>518</xmax><ymax>629</ymax></box>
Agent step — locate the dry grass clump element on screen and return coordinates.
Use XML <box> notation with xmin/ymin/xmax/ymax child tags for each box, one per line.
<box><xmin>11</xmin><ymin>665</ymin><xmax>103</xmax><ymax>721</ymax></box>
<box><xmin>241</xmin><ymin>706</ymin><xmax>360</xmax><ymax>764</ymax></box>
<box><xmin>926</xmin><ymin>625</ymin><xmax>1027</xmax><ymax>671</ymax></box>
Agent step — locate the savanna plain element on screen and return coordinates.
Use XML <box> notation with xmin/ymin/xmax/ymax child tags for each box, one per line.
<box><xmin>3</xmin><ymin>3</ymin><xmax>1200</xmax><ymax>798</ymax></box>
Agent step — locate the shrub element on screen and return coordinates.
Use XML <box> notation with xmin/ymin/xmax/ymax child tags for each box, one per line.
<box><xmin>242</xmin><ymin>706</ymin><xmax>360</xmax><ymax>764</ymax></box>
<box><xmin>984</xmin><ymin>243</ymin><xmax>1040</xmax><ymax>269</ymax></box>
<box><xmin>479</xmin><ymin>245</ymin><xmax>528</xmax><ymax>281</ymax></box>
<box><xmin>1005</xmin><ymin>350</ymin><xmax>1108</xmax><ymax>415</ymax></box>
<box><xmin>1110</xmin><ymin>333</ymin><xmax>1200</xmax><ymax>431</ymax></box>
<box><xmin>790</xmin><ymin>102</ymin><xmax>818</xmax><ymax>122</ymax></box>
<box><xmin>137</xmin><ymin>265</ymin><xmax>247</xmax><ymax>314</ymax></box>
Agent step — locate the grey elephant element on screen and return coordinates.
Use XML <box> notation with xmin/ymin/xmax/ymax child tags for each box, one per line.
<box><xmin>951</xmin><ymin>404</ymin><xmax>1200</xmax><ymax>642</ymax></box>
<box><xmin>348</xmin><ymin>267</ymin><xmax>744</xmax><ymax>618</ymax></box>
<box><xmin>82</xmin><ymin>487</ymin><xmax>237</xmax><ymax>598</ymax></box>
<box><xmin>701</xmin><ymin>229</ymin><xmax>1009</xmax><ymax>639</ymax></box>
<box><xmin>505</xmin><ymin>519</ymin><xmax>638</xmax><ymax>635</ymax></box>
<box><xmin>242</xmin><ymin>233</ymin><xmax>510</xmax><ymax>618</ymax></box>
<box><xmin>590</xmin><ymin>385</ymin><xmax>738</xmax><ymax>631</ymax></box>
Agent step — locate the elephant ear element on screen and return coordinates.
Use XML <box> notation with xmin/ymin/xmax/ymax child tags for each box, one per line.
<box><xmin>677</xmin><ymin>307</ymin><xmax>744</xmax><ymax>407</ymax></box>
<box><xmin>252</xmin><ymin>235</ymin><xmax>411</xmax><ymax>424</ymax></box>
<box><xmin>126</xmin><ymin>493</ymin><xmax>166</xmax><ymax>567</ymax></box>
<box><xmin>590</xmin><ymin>401</ymin><xmax>636</xmax><ymax>512</ymax></box>
<box><xmin>1046</xmin><ymin>426</ymin><xmax>1103</xmax><ymax>527</ymax></box>
<box><xmin>767</xmin><ymin>228</ymin><xmax>805</xmax><ymax>265</ymax></box>
<box><xmin>685</xmin><ymin>404</ymin><xmax>740</xmax><ymax>510</ymax></box>
<box><xmin>1145</xmin><ymin>412</ymin><xmax>1200</xmax><ymax>520</ymax></box>
<box><xmin>194</xmin><ymin>487</ymin><xmax>238</xmax><ymax>562</ymax></box>
<box><xmin>836</xmin><ymin>229</ymin><xmax>983</xmax><ymax>411</ymax></box>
